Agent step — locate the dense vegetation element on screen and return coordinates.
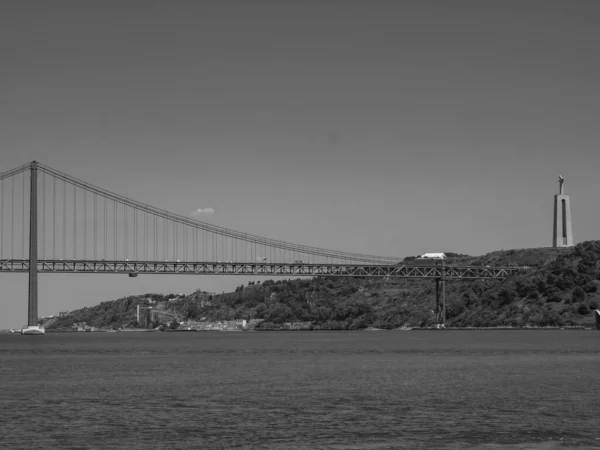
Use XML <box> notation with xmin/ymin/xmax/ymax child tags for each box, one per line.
<box><xmin>46</xmin><ymin>241</ymin><xmax>600</xmax><ymax>330</ymax></box>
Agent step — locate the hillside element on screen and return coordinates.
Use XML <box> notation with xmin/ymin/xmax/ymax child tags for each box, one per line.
<box><xmin>46</xmin><ymin>241</ymin><xmax>600</xmax><ymax>331</ymax></box>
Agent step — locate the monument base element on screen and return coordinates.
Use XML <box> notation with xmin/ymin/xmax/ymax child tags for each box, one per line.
<box><xmin>21</xmin><ymin>325</ymin><xmax>45</xmax><ymax>335</ymax></box>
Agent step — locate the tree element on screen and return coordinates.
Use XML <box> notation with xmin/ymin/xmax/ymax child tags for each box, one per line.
<box><xmin>547</xmin><ymin>292</ymin><xmax>563</xmax><ymax>303</ymax></box>
<box><xmin>572</xmin><ymin>286</ymin><xmax>586</xmax><ymax>303</ymax></box>
<box><xmin>264</xmin><ymin>304</ymin><xmax>294</xmax><ymax>324</ymax></box>
<box><xmin>185</xmin><ymin>304</ymin><xmax>200</xmax><ymax>320</ymax></box>
<box><xmin>577</xmin><ymin>304</ymin><xmax>591</xmax><ymax>315</ymax></box>
<box><xmin>540</xmin><ymin>309</ymin><xmax>563</xmax><ymax>327</ymax></box>
<box><xmin>498</xmin><ymin>289</ymin><xmax>515</xmax><ymax>307</ymax></box>
<box><xmin>527</xmin><ymin>285</ymin><xmax>540</xmax><ymax>300</ymax></box>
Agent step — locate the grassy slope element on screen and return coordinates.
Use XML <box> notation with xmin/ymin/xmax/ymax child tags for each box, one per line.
<box><xmin>47</xmin><ymin>241</ymin><xmax>600</xmax><ymax>330</ymax></box>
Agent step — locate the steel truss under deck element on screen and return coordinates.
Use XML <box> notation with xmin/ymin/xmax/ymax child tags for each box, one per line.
<box><xmin>0</xmin><ymin>259</ymin><xmax>523</xmax><ymax>279</ymax></box>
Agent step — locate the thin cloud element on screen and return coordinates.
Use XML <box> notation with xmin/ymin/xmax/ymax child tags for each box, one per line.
<box><xmin>191</xmin><ymin>207</ymin><xmax>215</xmax><ymax>217</ymax></box>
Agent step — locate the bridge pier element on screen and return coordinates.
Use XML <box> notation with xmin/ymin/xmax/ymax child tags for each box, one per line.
<box><xmin>435</xmin><ymin>278</ymin><xmax>446</xmax><ymax>326</ymax></box>
<box><xmin>435</xmin><ymin>261</ymin><xmax>446</xmax><ymax>326</ymax></box>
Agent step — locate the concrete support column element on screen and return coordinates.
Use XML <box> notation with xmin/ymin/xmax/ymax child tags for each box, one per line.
<box><xmin>28</xmin><ymin>161</ymin><xmax>38</xmax><ymax>326</ymax></box>
<box><xmin>435</xmin><ymin>262</ymin><xmax>446</xmax><ymax>326</ymax></box>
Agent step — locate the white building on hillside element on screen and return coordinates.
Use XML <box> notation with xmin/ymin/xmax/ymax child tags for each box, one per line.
<box><xmin>419</xmin><ymin>253</ymin><xmax>446</xmax><ymax>260</ymax></box>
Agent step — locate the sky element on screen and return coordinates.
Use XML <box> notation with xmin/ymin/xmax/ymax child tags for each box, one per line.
<box><xmin>1</xmin><ymin>0</ymin><xmax>599</xmax><ymax>328</ymax></box>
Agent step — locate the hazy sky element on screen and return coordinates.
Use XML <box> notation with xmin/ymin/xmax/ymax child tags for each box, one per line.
<box><xmin>1</xmin><ymin>0</ymin><xmax>599</xmax><ymax>328</ymax></box>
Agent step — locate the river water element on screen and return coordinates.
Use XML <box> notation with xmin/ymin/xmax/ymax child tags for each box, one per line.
<box><xmin>1</xmin><ymin>330</ymin><xmax>599</xmax><ymax>449</ymax></box>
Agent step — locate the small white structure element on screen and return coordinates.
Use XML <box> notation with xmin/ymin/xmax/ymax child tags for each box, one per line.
<box><xmin>420</xmin><ymin>253</ymin><xmax>446</xmax><ymax>260</ymax></box>
<box><xmin>594</xmin><ymin>310</ymin><xmax>600</xmax><ymax>330</ymax></box>
<box><xmin>21</xmin><ymin>325</ymin><xmax>45</xmax><ymax>335</ymax></box>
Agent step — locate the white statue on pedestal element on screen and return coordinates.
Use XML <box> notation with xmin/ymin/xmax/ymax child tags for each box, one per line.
<box><xmin>558</xmin><ymin>175</ymin><xmax>564</xmax><ymax>195</ymax></box>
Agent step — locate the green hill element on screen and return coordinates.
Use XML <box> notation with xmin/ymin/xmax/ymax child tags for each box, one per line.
<box><xmin>46</xmin><ymin>241</ymin><xmax>600</xmax><ymax>331</ymax></box>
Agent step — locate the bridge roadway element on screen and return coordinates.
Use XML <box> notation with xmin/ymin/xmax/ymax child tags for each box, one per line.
<box><xmin>0</xmin><ymin>259</ymin><xmax>523</xmax><ymax>279</ymax></box>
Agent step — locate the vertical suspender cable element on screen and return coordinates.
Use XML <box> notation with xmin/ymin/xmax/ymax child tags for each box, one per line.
<box><xmin>104</xmin><ymin>195</ymin><xmax>107</xmax><ymax>260</ymax></box>
<box><xmin>134</xmin><ymin>207</ymin><xmax>137</xmax><ymax>260</ymax></box>
<box><xmin>144</xmin><ymin>209</ymin><xmax>147</xmax><ymax>261</ymax></box>
<box><xmin>83</xmin><ymin>190</ymin><xmax>87</xmax><ymax>259</ymax></box>
<box><xmin>114</xmin><ymin>201</ymin><xmax>117</xmax><ymax>260</ymax></box>
<box><xmin>93</xmin><ymin>192</ymin><xmax>97</xmax><ymax>260</ymax></box>
<box><xmin>73</xmin><ymin>185</ymin><xmax>77</xmax><ymax>259</ymax></box>
<box><xmin>63</xmin><ymin>180</ymin><xmax>66</xmax><ymax>258</ymax></box>
<box><xmin>124</xmin><ymin>203</ymin><xmax>128</xmax><ymax>259</ymax></box>
<box><xmin>52</xmin><ymin>175</ymin><xmax>56</xmax><ymax>259</ymax></box>
<box><xmin>0</xmin><ymin>178</ymin><xmax>3</xmax><ymax>257</ymax></box>
<box><xmin>41</xmin><ymin>171</ymin><xmax>45</xmax><ymax>259</ymax></box>
<box><xmin>11</xmin><ymin>176</ymin><xmax>14</xmax><ymax>258</ymax></box>
<box><xmin>22</xmin><ymin>172</ymin><xmax>25</xmax><ymax>258</ymax></box>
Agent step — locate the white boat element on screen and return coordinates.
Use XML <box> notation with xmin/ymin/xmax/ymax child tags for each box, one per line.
<box><xmin>21</xmin><ymin>325</ymin><xmax>46</xmax><ymax>335</ymax></box>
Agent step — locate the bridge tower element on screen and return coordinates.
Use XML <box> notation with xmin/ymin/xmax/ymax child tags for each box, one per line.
<box><xmin>21</xmin><ymin>161</ymin><xmax>44</xmax><ymax>334</ymax></box>
<box><xmin>552</xmin><ymin>175</ymin><xmax>573</xmax><ymax>248</ymax></box>
<box><xmin>28</xmin><ymin>161</ymin><xmax>38</xmax><ymax>326</ymax></box>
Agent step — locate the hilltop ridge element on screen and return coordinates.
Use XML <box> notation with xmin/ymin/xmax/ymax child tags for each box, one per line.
<box><xmin>45</xmin><ymin>242</ymin><xmax>600</xmax><ymax>331</ymax></box>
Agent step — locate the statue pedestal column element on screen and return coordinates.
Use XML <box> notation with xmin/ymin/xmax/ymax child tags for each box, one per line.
<box><xmin>552</xmin><ymin>176</ymin><xmax>574</xmax><ymax>248</ymax></box>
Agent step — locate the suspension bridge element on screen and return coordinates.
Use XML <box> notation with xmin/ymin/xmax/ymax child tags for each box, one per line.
<box><xmin>1</xmin><ymin>161</ymin><xmax>522</xmax><ymax>330</ymax></box>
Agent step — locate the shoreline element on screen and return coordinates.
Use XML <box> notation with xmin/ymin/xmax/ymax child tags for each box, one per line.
<box><xmin>6</xmin><ymin>325</ymin><xmax>594</xmax><ymax>333</ymax></box>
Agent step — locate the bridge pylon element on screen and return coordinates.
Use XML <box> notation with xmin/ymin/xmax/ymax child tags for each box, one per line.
<box><xmin>28</xmin><ymin>161</ymin><xmax>38</xmax><ymax>327</ymax></box>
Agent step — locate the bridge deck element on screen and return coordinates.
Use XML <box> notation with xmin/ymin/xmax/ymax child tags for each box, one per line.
<box><xmin>0</xmin><ymin>259</ymin><xmax>523</xmax><ymax>279</ymax></box>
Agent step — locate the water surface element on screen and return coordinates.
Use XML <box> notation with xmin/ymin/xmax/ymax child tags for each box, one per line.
<box><xmin>1</xmin><ymin>330</ymin><xmax>599</xmax><ymax>449</ymax></box>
